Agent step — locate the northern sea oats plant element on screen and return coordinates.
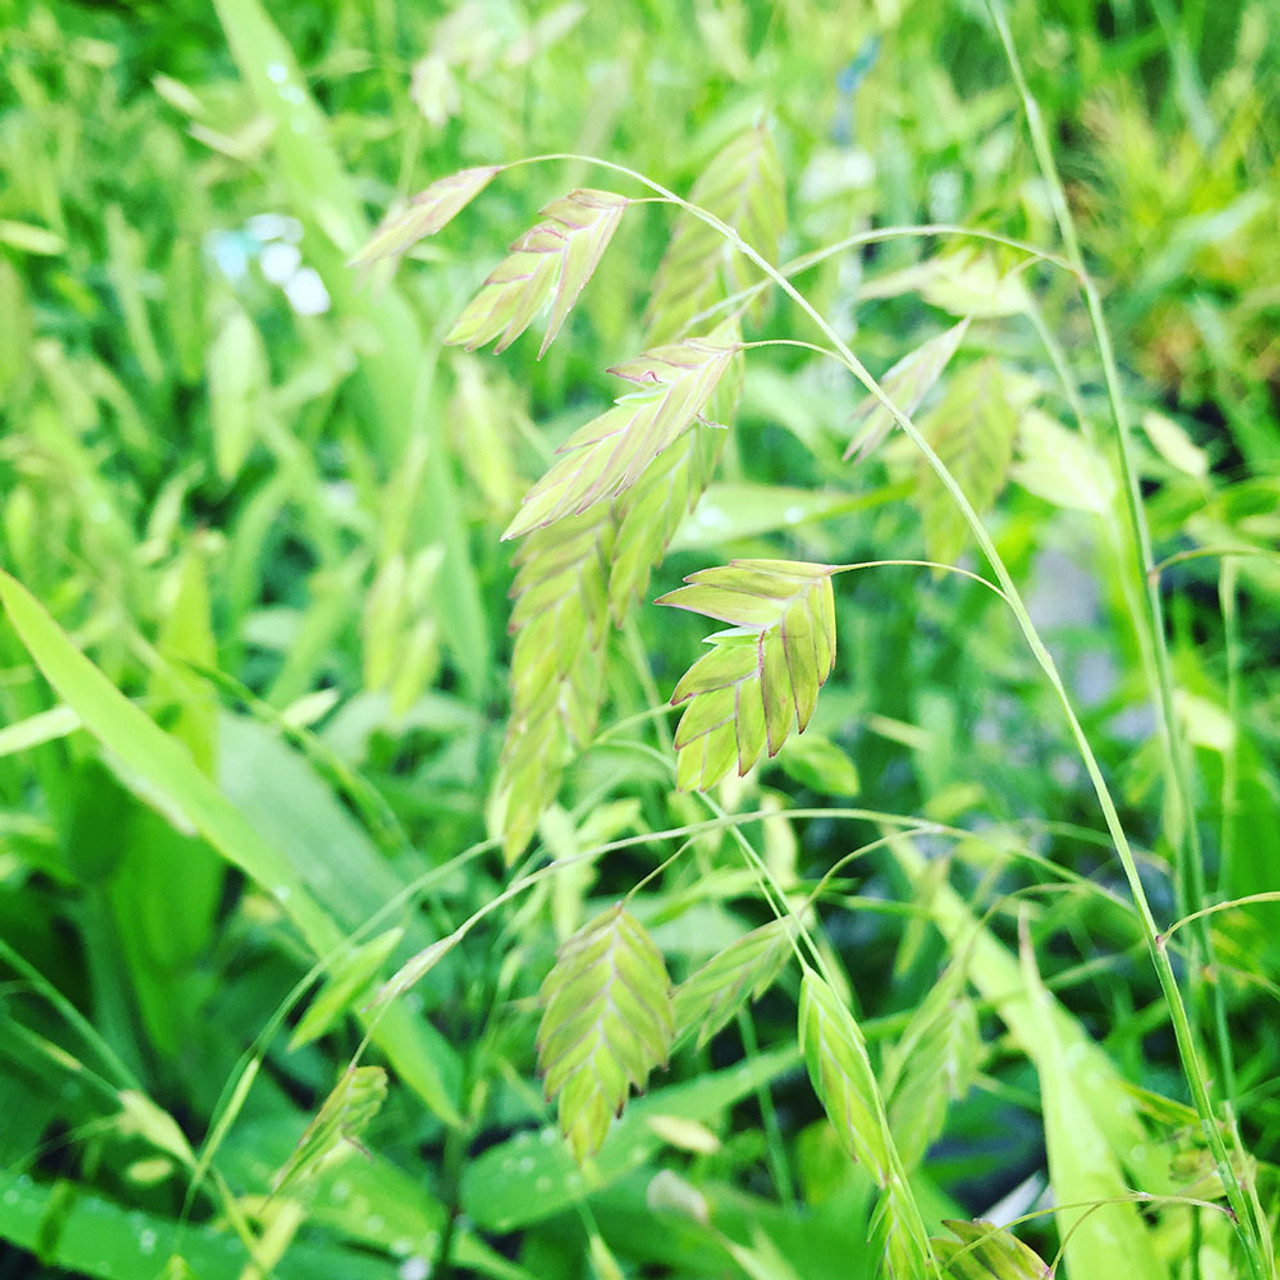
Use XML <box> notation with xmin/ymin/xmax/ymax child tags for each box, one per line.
<box><xmin>3</xmin><ymin>2</ymin><xmax>1277</xmax><ymax>1278</ymax></box>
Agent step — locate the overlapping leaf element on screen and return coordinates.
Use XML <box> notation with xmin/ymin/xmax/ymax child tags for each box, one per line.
<box><xmin>646</xmin><ymin>124</ymin><xmax>786</xmax><ymax>343</ymax></box>
<box><xmin>273</xmin><ymin>1066</ymin><xmax>387</xmax><ymax>1199</ymax></box>
<box><xmin>446</xmin><ymin>188</ymin><xmax>628</xmax><ymax>356</ymax></box>
<box><xmin>503</xmin><ymin>333</ymin><xmax>737</xmax><ymax>539</ymax></box>
<box><xmin>657</xmin><ymin>559</ymin><xmax>837</xmax><ymax>790</ymax></box>
<box><xmin>347</xmin><ymin>164</ymin><xmax>500</xmax><ymax>267</ymax></box>
<box><xmin>672</xmin><ymin>917</ymin><xmax>796</xmax><ymax>1047</ymax></box>
<box><xmin>845</xmin><ymin>319</ymin><xmax>970</xmax><ymax>463</ymax></box>
<box><xmin>537</xmin><ymin>905</ymin><xmax>674</xmax><ymax>1161</ymax></box>
<box><xmin>931</xmin><ymin>1220</ymin><xmax>1049</xmax><ymax>1279</ymax></box>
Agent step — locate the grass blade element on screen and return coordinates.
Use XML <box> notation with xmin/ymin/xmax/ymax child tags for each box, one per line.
<box><xmin>0</xmin><ymin>569</ymin><xmax>462</xmax><ymax>1126</ymax></box>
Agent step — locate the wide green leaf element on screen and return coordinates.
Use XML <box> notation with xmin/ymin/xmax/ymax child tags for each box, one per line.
<box><xmin>1018</xmin><ymin>927</ymin><xmax>1164</xmax><ymax>1280</ymax></box>
<box><xmin>0</xmin><ymin>570</ymin><xmax>462</xmax><ymax>1126</ymax></box>
<box><xmin>214</xmin><ymin>0</ymin><xmax>491</xmax><ymax>696</ymax></box>
<box><xmin>462</xmin><ymin>1045</ymin><xmax>800</xmax><ymax>1231</ymax></box>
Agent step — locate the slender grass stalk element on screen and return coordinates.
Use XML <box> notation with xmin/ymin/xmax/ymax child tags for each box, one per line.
<box><xmin>984</xmin><ymin>7</ymin><xmax>1262</xmax><ymax>1267</ymax></box>
<box><xmin>1219</xmin><ymin>559</ymin><xmax>1241</xmax><ymax>904</ymax></box>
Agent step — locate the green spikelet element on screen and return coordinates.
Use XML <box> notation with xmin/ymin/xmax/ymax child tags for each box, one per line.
<box><xmin>537</xmin><ymin>905</ymin><xmax>674</xmax><ymax>1161</ymax></box>
<box><xmin>914</xmin><ymin>358</ymin><xmax>1029</xmax><ymax>569</ymax></box>
<box><xmin>930</xmin><ymin>1219</ymin><xmax>1050</xmax><ymax>1278</ymax></box>
<box><xmin>609</xmin><ymin>321</ymin><xmax>743</xmax><ymax>621</ymax></box>
<box><xmin>446</xmin><ymin>188</ymin><xmax>628</xmax><ymax>357</ymax></box>
<box><xmin>491</xmin><ymin>127</ymin><xmax>779</xmax><ymax>857</ymax></box>
<box><xmin>272</xmin><ymin>1066</ymin><xmax>388</xmax><ymax>1199</ymax></box>
<box><xmin>492</xmin><ymin>506</ymin><xmax>614</xmax><ymax>862</ymax></box>
<box><xmin>646</xmin><ymin>124</ymin><xmax>786</xmax><ymax>344</ymax></box>
<box><xmin>348</xmin><ymin>165</ymin><xmax>499</xmax><ymax>268</ymax></box>
<box><xmin>672</xmin><ymin>918</ymin><xmax>795</xmax><ymax>1048</ymax></box>
<box><xmin>657</xmin><ymin>559</ymin><xmax>838</xmax><ymax>790</ymax></box>
<box><xmin>502</xmin><ymin>332</ymin><xmax>737</xmax><ymax>540</ymax></box>
<box><xmin>799</xmin><ymin>970</ymin><xmax>934</xmax><ymax>1279</ymax></box>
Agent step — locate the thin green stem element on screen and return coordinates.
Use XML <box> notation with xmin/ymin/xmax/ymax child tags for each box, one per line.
<box><xmin>739</xmin><ymin>337</ymin><xmax>842</xmax><ymax>361</ymax></box>
<box><xmin>1161</xmin><ymin>892</ymin><xmax>1280</xmax><ymax>945</ymax></box>
<box><xmin>1219</xmin><ymin>559</ymin><xmax>1241</xmax><ymax>902</ymax></box>
<box><xmin>1152</xmin><ymin>545</ymin><xmax>1279</xmax><ymax>579</ymax></box>
<box><xmin>735</xmin><ymin>1008</ymin><xmax>796</xmax><ymax>1207</ymax></box>
<box><xmin>829</xmin><ymin>558</ymin><xmax>1009</xmax><ymax>604</ymax></box>
<box><xmin>985</xmin><ymin>4</ymin><xmax>1259</xmax><ymax>1265</ymax></box>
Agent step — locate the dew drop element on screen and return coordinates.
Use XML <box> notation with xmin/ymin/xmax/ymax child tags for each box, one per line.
<box><xmin>266</xmin><ymin>61</ymin><xmax>287</xmax><ymax>83</ymax></box>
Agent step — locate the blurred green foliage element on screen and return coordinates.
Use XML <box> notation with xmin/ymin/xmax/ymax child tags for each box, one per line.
<box><xmin>0</xmin><ymin>0</ymin><xmax>1277</xmax><ymax>1276</ymax></box>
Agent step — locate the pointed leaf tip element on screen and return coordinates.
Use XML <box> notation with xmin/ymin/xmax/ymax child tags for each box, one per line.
<box><xmin>445</xmin><ymin>188</ymin><xmax>628</xmax><ymax>356</ymax></box>
<box><xmin>348</xmin><ymin>165</ymin><xmax>500</xmax><ymax>268</ymax></box>
<box><xmin>503</xmin><ymin>334</ymin><xmax>735</xmax><ymax>539</ymax></box>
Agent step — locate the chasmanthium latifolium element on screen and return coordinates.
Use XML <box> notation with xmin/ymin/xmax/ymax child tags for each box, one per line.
<box><xmin>352</xmin><ymin>128</ymin><xmax>785</xmax><ymax>865</ymax></box>
<box><xmin>351</xmin><ymin>134</ymin><xmax>980</xmax><ymax>1274</ymax></box>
